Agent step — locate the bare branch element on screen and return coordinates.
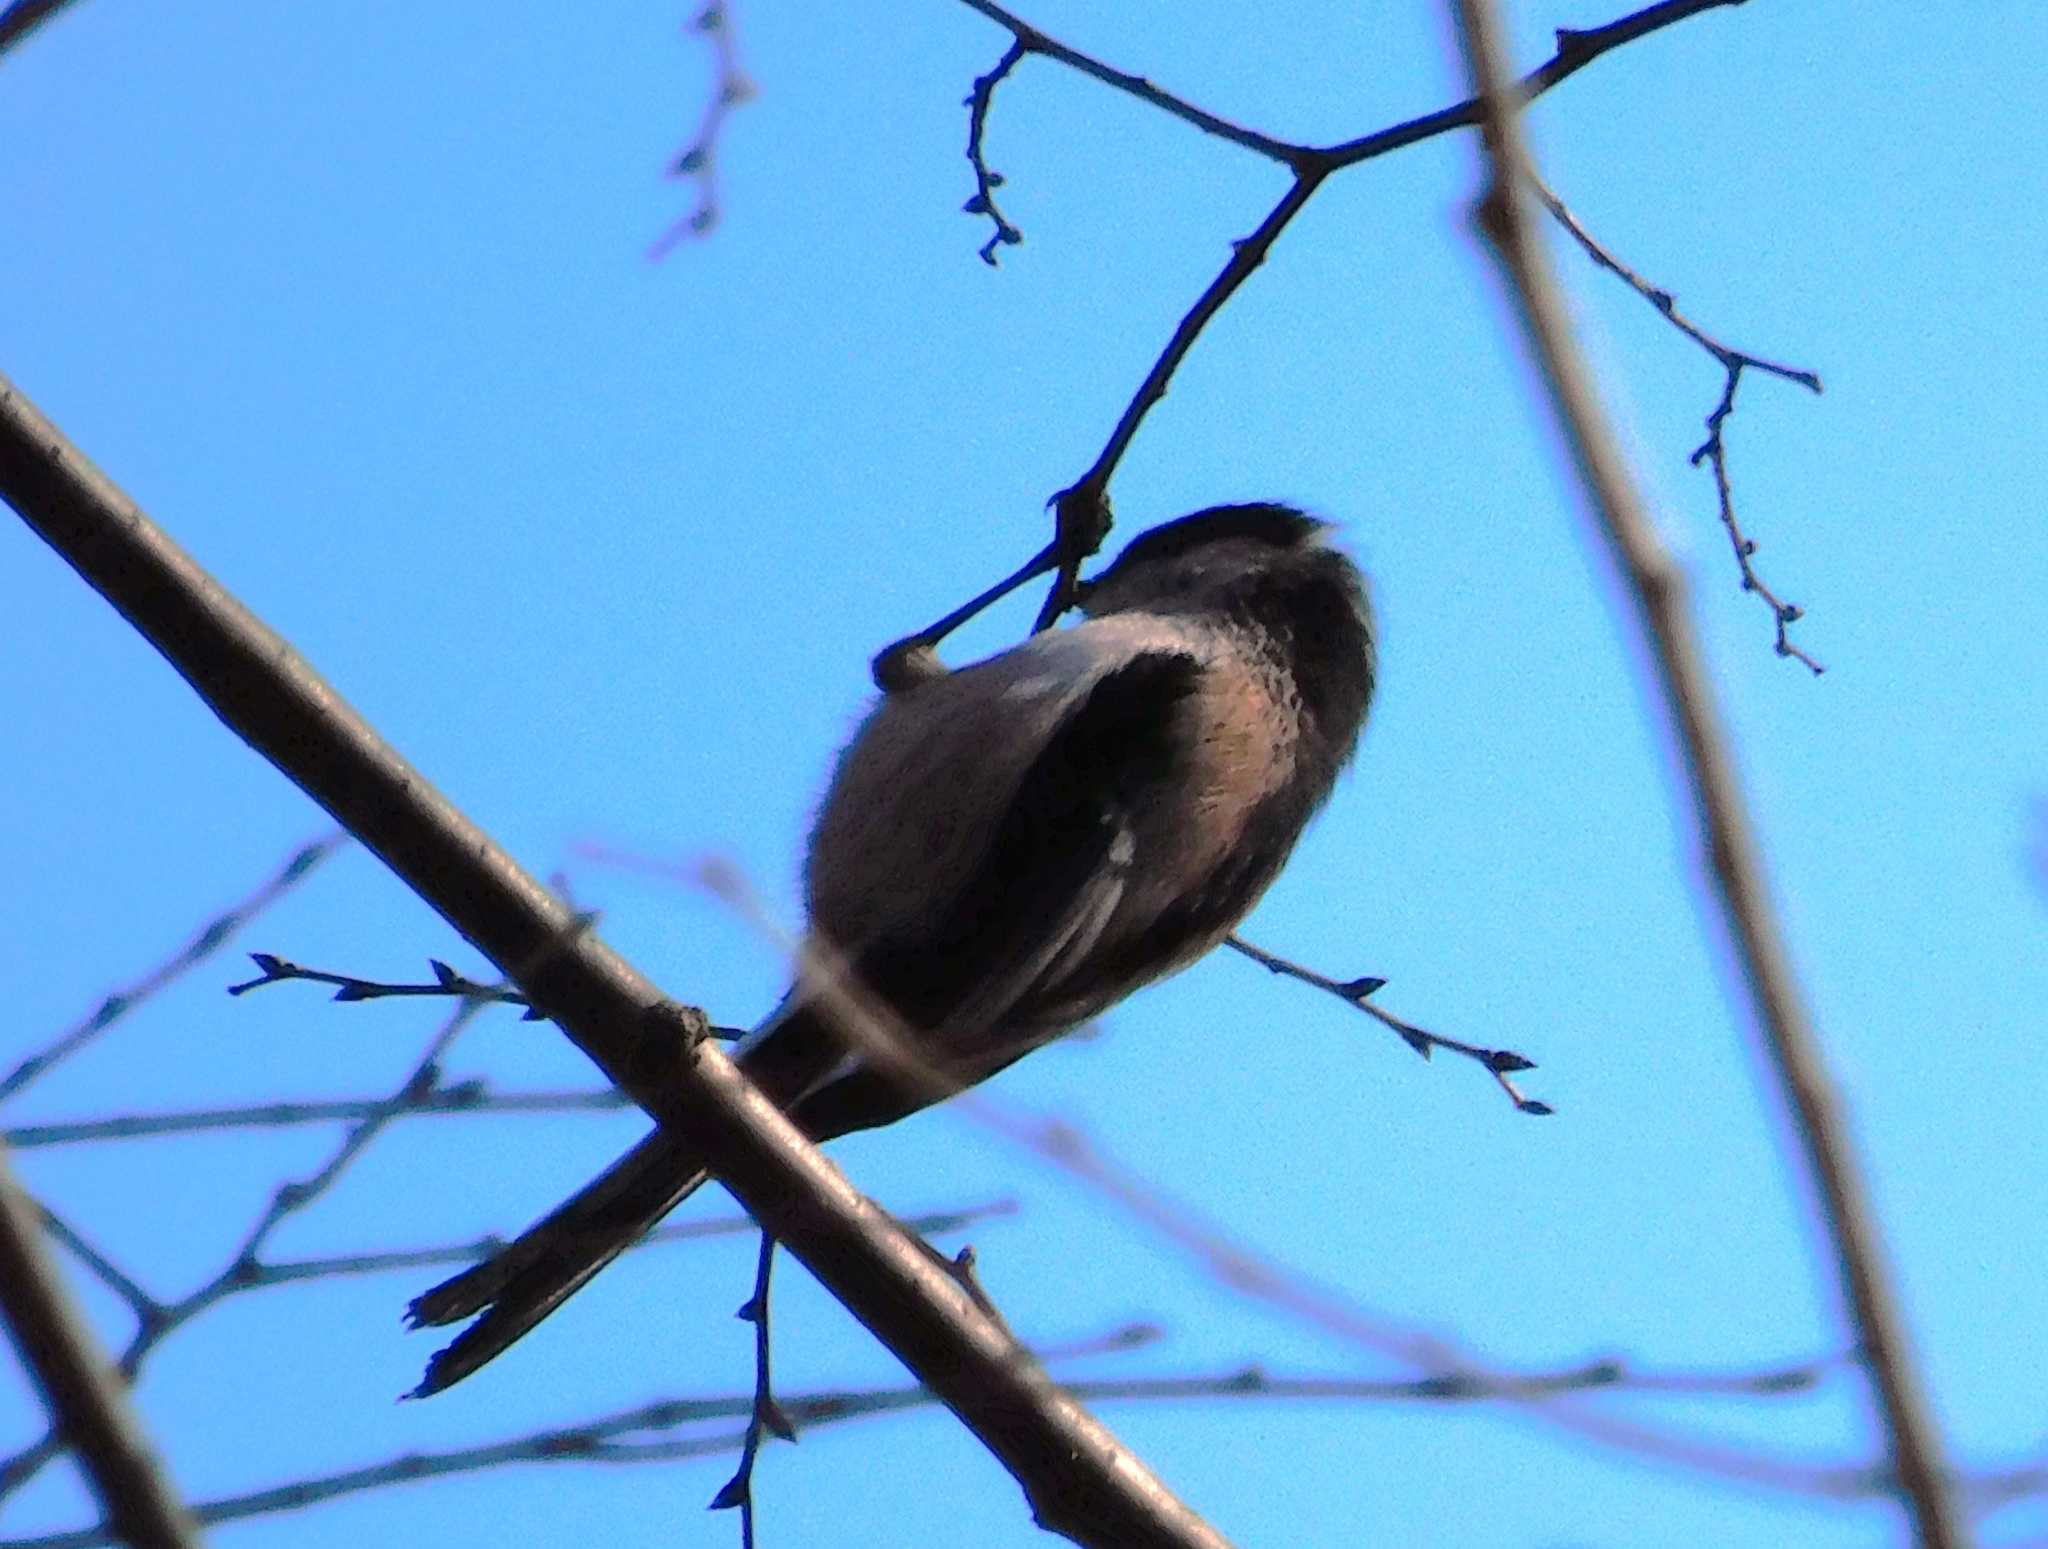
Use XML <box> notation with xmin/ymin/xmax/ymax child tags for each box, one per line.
<box><xmin>1444</xmin><ymin>4</ymin><xmax>1961</xmax><ymax>1544</ymax></box>
<box><xmin>1691</xmin><ymin>369</ymin><xmax>1826</xmax><ymax>671</ymax></box>
<box><xmin>617</xmin><ymin>847</ymin><xmax>1872</xmax><ymax>1498</ymax></box>
<box><xmin>710</xmin><ymin>1233</ymin><xmax>795</xmax><ymax>1543</ymax></box>
<box><xmin>1224</xmin><ymin>935</ymin><xmax>1550</xmax><ymax>1113</ymax></box>
<box><xmin>958</xmin><ymin>0</ymin><xmax>1751</xmax><ymax>614</ymax></box>
<box><xmin>1536</xmin><ymin>180</ymin><xmax>1819</xmax><ymax>395</ymax></box>
<box><xmin>953</xmin><ymin>0</ymin><xmax>1301</xmax><ymax>165</ymax></box>
<box><xmin>0</xmin><ymin>0</ymin><xmax>74</xmax><ymax>61</ymax></box>
<box><xmin>0</xmin><ymin>1002</ymin><xmax>487</xmax><ymax>1499</ymax></box>
<box><xmin>4</xmin><ymin>1086</ymin><xmax>635</xmax><ymax>1149</ymax></box>
<box><xmin>962</xmin><ymin>38</ymin><xmax>1029</xmax><ymax>263</ymax></box>
<box><xmin>225</xmin><ymin>951</ymin><xmax>763</xmax><ymax>1042</ymax></box>
<box><xmin>250</xmin><ymin>1200</ymin><xmax>1015</xmax><ymax>1290</ymax></box>
<box><xmin>0</xmin><ymin>1345</ymin><xmax>1850</xmax><ymax>1549</ymax></box>
<box><xmin>226</xmin><ymin>950</ymin><xmax>541</xmax><ymax>1014</ymax></box>
<box><xmin>1536</xmin><ymin>180</ymin><xmax>1825</xmax><ymax>670</ymax></box>
<box><xmin>0</xmin><ymin>367</ymin><xmax>1233</xmax><ymax>1548</ymax></box>
<box><xmin>649</xmin><ymin>3</ymin><xmax>757</xmax><ymax>260</ymax></box>
<box><xmin>1326</xmin><ymin>0</ymin><xmax>1749</xmax><ymax>169</ymax></box>
<box><xmin>1</xmin><ymin>833</ymin><xmax>344</xmax><ymax>1103</ymax></box>
<box><xmin>32</xmin><ymin>1207</ymin><xmax>162</xmax><ymax>1322</ymax></box>
<box><xmin>0</xmin><ymin>1144</ymin><xmax>199</xmax><ymax>1549</ymax></box>
<box><xmin>1037</xmin><ymin>172</ymin><xmax>1325</xmax><ymax>616</ymax></box>
<box><xmin>2</xmin><ymin>918</ymin><xmax>1005</xmax><ymax>1519</ymax></box>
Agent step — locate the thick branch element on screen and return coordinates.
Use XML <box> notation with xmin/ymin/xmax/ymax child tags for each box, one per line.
<box><xmin>0</xmin><ymin>1144</ymin><xmax>199</xmax><ymax>1549</ymax></box>
<box><xmin>0</xmin><ymin>369</ymin><xmax>1227</xmax><ymax>1549</ymax></box>
<box><xmin>0</xmin><ymin>0</ymin><xmax>73</xmax><ymax>60</ymax></box>
<box><xmin>1444</xmin><ymin>7</ymin><xmax>1962</xmax><ymax>1547</ymax></box>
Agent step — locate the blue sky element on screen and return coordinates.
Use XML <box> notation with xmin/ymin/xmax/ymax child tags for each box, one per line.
<box><xmin>3</xmin><ymin>2</ymin><xmax>2044</xmax><ymax>1546</ymax></box>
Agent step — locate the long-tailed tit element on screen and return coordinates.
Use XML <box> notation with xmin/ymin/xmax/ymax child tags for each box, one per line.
<box><xmin>408</xmin><ymin>502</ymin><xmax>1375</xmax><ymax>1394</ymax></box>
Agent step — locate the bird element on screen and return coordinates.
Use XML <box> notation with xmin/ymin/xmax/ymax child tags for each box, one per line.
<box><xmin>406</xmin><ymin>501</ymin><xmax>1376</xmax><ymax>1395</ymax></box>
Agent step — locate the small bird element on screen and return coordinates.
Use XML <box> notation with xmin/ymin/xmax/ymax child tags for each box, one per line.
<box><xmin>408</xmin><ymin>502</ymin><xmax>1376</xmax><ymax>1394</ymax></box>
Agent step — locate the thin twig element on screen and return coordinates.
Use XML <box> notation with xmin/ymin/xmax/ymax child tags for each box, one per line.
<box><xmin>1</xmin><ymin>834</ymin><xmax>345</xmax><ymax>1103</ymax></box>
<box><xmin>952</xmin><ymin>0</ymin><xmax>1300</xmax><ymax>165</ymax></box>
<box><xmin>0</xmin><ymin>1345</ymin><xmax>1865</xmax><ymax>1549</ymax></box>
<box><xmin>649</xmin><ymin>3</ymin><xmax>756</xmax><ymax>260</ymax></box>
<box><xmin>1034</xmin><ymin>171</ymin><xmax>1326</xmax><ymax>622</ymax></box>
<box><xmin>962</xmin><ymin>39</ymin><xmax>1028</xmax><ymax>263</ymax></box>
<box><xmin>1535</xmin><ymin>180</ymin><xmax>1825</xmax><ymax>671</ymax></box>
<box><xmin>1445</xmin><ymin>4</ymin><xmax>1961</xmax><ymax>1545</ymax></box>
<box><xmin>5</xmin><ymin>1086</ymin><xmax>634</xmax><ymax>1148</ymax></box>
<box><xmin>958</xmin><ymin>0</ymin><xmax>1750</xmax><ymax>618</ymax></box>
<box><xmin>225</xmin><ymin>950</ymin><xmax>761</xmax><ymax>1041</ymax></box>
<box><xmin>226</xmin><ymin>951</ymin><xmax>541</xmax><ymax>1014</ymax></box>
<box><xmin>1692</xmin><ymin>370</ymin><xmax>1825</xmax><ymax>671</ymax></box>
<box><xmin>1536</xmin><ymin>181</ymin><xmax>1819</xmax><ymax>394</ymax></box>
<box><xmin>1327</xmin><ymin>0</ymin><xmax>1749</xmax><ymax>170</ymax></box>
<box><xmin>33</xmin><ymin>1208</ymin><xmax>162</xmax><ymax>1322</ymax></box>
<box><xmin>712</xmin><ymin>1232</ymin><xmax>796</xmax><ymax>1544</ymax></box>
<box><xmin>0</xmin><ymin>1144</ymin><xmax>200</xmax><ymax>1549</ymax></box>
<box><xmin>0</xmin><ymin>1003</ymin><xmax>487</xmax><ymax>1501</ymax></box>
<box><xmin>1224</xmin><ymin>935</ymin><xmax>1550</xmax><ymax>1113</ymax></box>
<box><xmin>258</xmin><ymin>1200</ymin><xmax>1013</xmax><ymax>1288</ymax></box>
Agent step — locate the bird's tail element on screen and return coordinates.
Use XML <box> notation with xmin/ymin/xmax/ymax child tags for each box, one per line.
<box><xmin>405</xmin><ymin>1128</ymin><xmax>708</xmax><ymax>1397</ymax></box>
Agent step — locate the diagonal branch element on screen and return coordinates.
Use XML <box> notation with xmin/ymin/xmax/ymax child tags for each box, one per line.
<box><xmin>1443</xmin><ymin>5</ymin><xmax>1962</xmax><ymax>1546</ymax></box>
<box><xmin>1325</xmin><ymin>0</ymin><xmax>1749</xmax><ymax>168</ymax></box>
<box><xmin>0</xmin><ymin>1144</ymin><xmax>199</xmax><ymax>1549</ymax></box>
<box><xmin>1</xmin><ymin>834</ymin><xmax>344</xmax><ymax>1103</ymax></box>
<box><xmin>1223</xmin><ymin>936</ymin><xmax>1549</xmax><ymax>1112</ymax></box>
<box><xmin>0</xmin><ymin>1003</ymin><xmax>490</xmax><ymax>1501</ymax></box>
<box><xmin>953</xmin><ymin>0</ymin><xmax>1300</xmax><ymax>165</ymax></box>
<box><xmin>0</xmin><ymin>367</ymin><xmax>1230</xmax><ymax>1549</ymax></box>
<box><xmin>0</xmin><ymin>0</ymin><xmax>74</xmax><ymax>61</ymax></box>
<box><xmin>1535</xmin><ymin>179</ymin><xmax>1825</xmax><ymax>671</ymax></box>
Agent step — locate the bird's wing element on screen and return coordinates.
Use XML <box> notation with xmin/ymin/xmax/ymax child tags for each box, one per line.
<box><xmin>762</xmin><ymin>648</ymin><xmax>1204</xmax><ymax>1141</ymax></box>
